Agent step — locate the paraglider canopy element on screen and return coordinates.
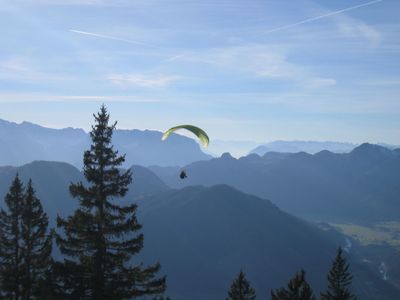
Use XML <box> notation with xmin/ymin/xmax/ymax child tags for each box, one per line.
<box><xmin>162</xmin><ymin>125</ymin><xmax>209</xmax><ymax>148</ymax></box>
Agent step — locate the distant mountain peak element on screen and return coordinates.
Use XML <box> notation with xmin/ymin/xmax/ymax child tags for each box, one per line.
<box><xmin>20</xmin><ymin>120</ymin><xmax>39</xmax><ymax>127</ymax></box>
<box><xmin>290</xmin><ymin>151</ymin><xmax>313</xmax><ymax>159</ymax></box>
<box><xmin>350</xmin><ymin>143</ymin><xmax>393</xmax><ymax>156</ymax></box>
<box><xmin>316</xmin><ymin>149</ymin><xmax>333</xmax><ymax>154</ymax></box>
<box><xmin>250</xmin><ymin>140</ymin><xmax>357</xmax><ymax>156</ymax></box>
<box><xmin>220</xmin><ymin>152</ymin><xmax>235</xmax><ymax>160</ymax></box>
<box><xmin>0</xmin><ymin>118</ymin><xmax>18</xmax><ymax>127</ymax></box>
<box><xmin>207</xmin><ymin>183</ymin><xmax>240</xmax><ymax>194</ymax></box>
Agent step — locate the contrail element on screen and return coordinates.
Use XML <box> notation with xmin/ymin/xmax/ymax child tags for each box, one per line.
<box><xmin>69</xmin><ymin>29</ymin><xmax>155</xmax><ymax>47</ymax></box>
<box><xmin>263</xmin><ymin>0</ymin><xmax>383</xmax><ymax>35</ymax></box>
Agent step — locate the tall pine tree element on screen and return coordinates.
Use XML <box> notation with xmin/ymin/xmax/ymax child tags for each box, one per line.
<box><xmin>271</xmin><ymin>269</ymin><xmax>316</xmax><ymax>300</ymax></box>
<box><xmin>0</xmin><ymin>175</ymin><xmax>53</xmax><ymax>300</ymax></box>
<box><xmin>321</xmin><ymin>247</ymin><xmax>357</xmax><ymax>300</ymax></box>
<box><xmin>21</xmin><ymin>179</ymin><xmax>53</xmax><ymax>299</ymax></box>
<box><xmin>0</xmin><ymin>174</ymin><xmax>25</xmax><ymax>299</ymax></box>
<box><xmin>56</xmin><ymin>105</ymin><xmax>166</xmax><ymax>299</ymax></box>
<box><xmin>226</xmin><ymin>270</ymin><xmax>256</xmax><ymax>300</ymax></box>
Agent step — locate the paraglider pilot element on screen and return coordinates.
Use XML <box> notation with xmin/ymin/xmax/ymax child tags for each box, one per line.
<box><xmin>180</xmin><ymin>170</ymin><xmax>187</xmax><ymax>179</ymax></box>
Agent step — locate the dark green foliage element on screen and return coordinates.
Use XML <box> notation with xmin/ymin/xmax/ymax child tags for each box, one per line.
<box><xmin>20</xmin><ymin>179</ymin><xmax>53</xmax><ymax>299</ymax></box>
<box><xmin>271</xmin><ymin>269</ymin><xmax>316</xmax><ymax>300</ymax></box>
<box><xmin>56</xmin><ymin>105</ymin><xmax>166</xmax><ymax>299</ymax></box>
<box><xmin>35</xmin><ymin>264</ymin><xmax>64</xmax><ymax>300</ymax></box>
<box><xmin>226</xmin><ymin>270</ymin><xmax>256</xmax><ymax>300</ymax></box>
<box><xmin>0</xmin><ymin>174</ymin><xmax>25</xmax><ymax>299</ymax></box>
<box><xmin>0</xmin><ymin>175</ymin><xmax>53</xmax><ymax>299</ymax></box>
<box><xmin>321</xmin><ymin>247</ymin><xmax>357</xmax><ymax>300</ymax></box>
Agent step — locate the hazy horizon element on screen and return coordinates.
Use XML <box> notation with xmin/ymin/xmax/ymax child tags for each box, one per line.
<box><xmin>2</xmin><ymin>116</ymin><xmax>399</xmax><ymax>158</ymax></box>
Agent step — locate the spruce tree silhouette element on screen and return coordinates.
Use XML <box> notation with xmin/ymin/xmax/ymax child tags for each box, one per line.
<box><xmin>321</xmin><ymin>247</ymin><xmax>357</xmax><ymax>300</ymax></box>
<box><xmin>56</xmin><ymin>105</ymin><xmax>166</xmax><ymax>299</ymax></box>
<box><xmin>271</xmin><ymin>269</ymin><xmax>316</xmax><ymax>300</ymax></box>
<box><xmin>226</xmin><ymin>270</ymin><xmax>256</xmax><ymax>300</ymax></box>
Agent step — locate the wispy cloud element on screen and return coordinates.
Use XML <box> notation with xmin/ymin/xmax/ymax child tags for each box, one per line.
<box><xmin>174</xmin><ymin>45</ymin><xmax>336</xmax><ymax>88</ymax></box>
<box><xmin>69</xmin><ymin>29</ymin><xmax>155</xmax><ymax>47</ymax></box>
<box><xmin>263</xmin><ymin>0</ymin><xmax>383</xmax><ymax>35</ymax></box>
<box><xmin>163</xmin><ymin>54</ymin><xmax>185</xmax><ymax>63</ymax></box>
<box><xmin>304</xmin><ymin>77</ymin><xmax>337</xmax><ymax>88</ymax></box>
<box><xmin>336</xmin><ymin>19</ymin><xmax>381</xmax><ymax>46</ymax></box>
<box><xmin>11</xmin><ymin>0</ymin><xmax>134</xmax><ymax>6</ymax></box>
<box><xmin>107</xmin><ymin>73</ymin><xmax>181</xmax><ymax>88</ymax></box>
<box><xmin>0</xmin><ymin>93</ymin><xmax>161</xmax><ymax>103</ymax></box>
<box><xmin>174</xmin><ymin>45</ymin><xmax>291</xmax><ymax>75</ymax></box>
<box><xmin>0</xmin><ymin>57</ymin><xmax>67</xmax><ymax>81</ymax></box>
<box><xmin>364</xmin><ymin>79</ymin><xmax>400</xmax><ymax>86</ymax></box>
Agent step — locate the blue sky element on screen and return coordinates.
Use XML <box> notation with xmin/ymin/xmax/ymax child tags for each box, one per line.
<box><xmin>0</xmin><ymin>0</ymin><xmax>399</xmax><ymax>144</ymax></box>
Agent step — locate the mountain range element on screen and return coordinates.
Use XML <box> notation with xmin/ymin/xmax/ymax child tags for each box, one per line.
<box><xmin>152</xmin><ymin>143</ymin><xmax>400</xmax><ymax>223</ymax></box>
<box><xmin>205</xmin><ymin>139</ymin><xmax>261</xmax><ymax>157</ymax></box>
<box><xmin>0</xmin><ymin>161</ymin><xmax>398</xmax><ymax>299</ymax></box>
<box><xmin>4</xmin><ymin>118</ymin><xmax>396</xmax><ymax>166</ymax></box>
<box><xmin>250</xmin><ymin>140</ymin><xmax>358</xmax><ymax>155</ymax></box>
<box><xmin>0</xmin><ymin>119</ymin><xmax>211</xmax><ymax>167</ymax></box>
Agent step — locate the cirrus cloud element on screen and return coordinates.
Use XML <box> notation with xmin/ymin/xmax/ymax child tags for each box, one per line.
<box><xmin>107</xmin><ymin>73</ymin><xmax>181</xmax><ymax>88</ymax></box>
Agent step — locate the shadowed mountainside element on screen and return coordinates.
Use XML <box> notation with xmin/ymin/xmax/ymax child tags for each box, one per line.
<box><xmin>0</xmin><ymin>161</ymin><xmax>397</xmax><ymax>299</ymax></box>
<box><xmin>152</xmin><ymin>143</ymin><xmax>400</xmax><ymax>222</ymax></box>
<box><xmin>0</xmin><ymin>161</ymin><xmax>169</xmax><ymax>225</ymax></box>
<box><xmin>137</xmin><ymin>184</ymin><xmax>398</xmax><ymax>300</ymax></box>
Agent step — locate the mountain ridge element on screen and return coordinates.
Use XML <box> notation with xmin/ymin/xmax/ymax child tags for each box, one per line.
<box><xmin>153</xmin><ymin>143</ymin><xmax>400</xmax><ymax>222</ymax></box>
<box><xmin>249</xmin><ymin>140</ymin><xmax>398</xmax><ymax>156</ymax></box>
<box><xmin>136</xmin><ymin>183</ymin><xmax>398</xmax><ymax>300</ymax></box>
<box><xmin>0</xmin><ymin>118</ymin><xmax>211</xmax><ymax>167</ymax></box>
<box><xmin>0</xmin><ymin>160</ymin><xmax>170</xmax><ymax>224</ymax></box>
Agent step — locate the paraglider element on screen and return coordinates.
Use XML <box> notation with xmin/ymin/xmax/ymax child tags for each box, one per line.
<box><xmin>161</xmin><ymin>125</ymin><xmax>209</xmax><ymax>148</ymax></box>
<box><xmin>162</xmin><ymin>124</ymin><xmax>209</xmax><ymax>179</ymax></box>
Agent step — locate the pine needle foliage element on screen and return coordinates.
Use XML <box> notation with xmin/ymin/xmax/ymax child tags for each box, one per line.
<box><xmin>226</xmin><ymin>270</ymin><xmax>256</xmax><ymax>300</ymax></box>
<box><xmin>321</xmin><ymin>247</ymin><xmax>357</xmax><ymax>300</ymax></box>
<box><xmin>56</xmin><ymin>105</ymin><xmax>166</xmax><ymax>299</ymax></box>
<box><xmin>0</xmin><ymin>175</ymin><xmax>53</xmax><ymax>299</ymax></box>
<box><xmin>271</xmin><ymin>269</ymin><xmax>316</xmax><ymax>300</ymax></box>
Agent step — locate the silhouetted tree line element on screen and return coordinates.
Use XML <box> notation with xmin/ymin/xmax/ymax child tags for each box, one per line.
<box><xmin>0</xmin><ymin>106</ymin><xmax>357</xmax><ymax>299</ymax></box>
<box><xmin>226</xmin><ymin>247</ymin><xmax>357</xmax><ymax>300</ymax></box>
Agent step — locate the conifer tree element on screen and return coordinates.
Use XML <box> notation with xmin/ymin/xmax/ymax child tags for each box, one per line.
<box><xmin>56</xmin><ymin>105</ymin><xmax>166</xmax><ymax>299</ymax></box>
<box><xmin>321</xmin><ymin>247</ymin><xmax>357</xmax><ymax>300</ymax></box>
<box><xmin>271</xmin><ymin>270</ymin><xmax>316</xmax><ymax>300</ymax></box>
<box><xmin>226</xmin><ymin>270</ymin><xmax>256</xmax><ymax>300</ymax></box>
<box><xmin>20</xmin><ymin>179</ymin><xmax>53</xmax><ymax>299</ymax></box>
<box><xmin>0</xmin><ymin>174</ymin><xmax>25</xmax><ymax>299</ymax></box>
<box><xmin>0</xmin><ymin>175</ymin><xmax>53</xmax><ymax>300</ymax></box>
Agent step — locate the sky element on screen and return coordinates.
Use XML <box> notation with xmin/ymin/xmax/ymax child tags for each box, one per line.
<box><xmin>0</xmin><ymin>0</ymin><xmax>399</xmax><ymax>144</ymax></box>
